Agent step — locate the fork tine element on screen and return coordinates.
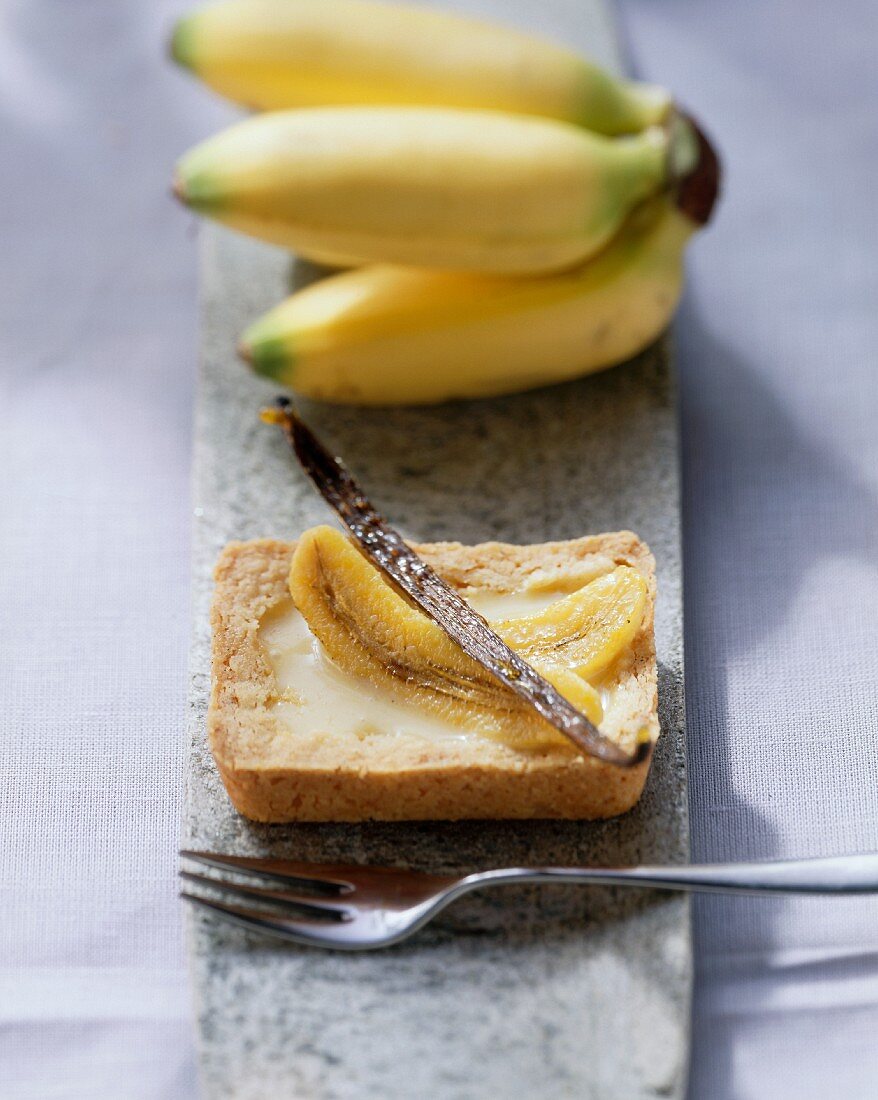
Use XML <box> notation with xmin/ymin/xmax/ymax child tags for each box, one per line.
<box><xmin>179</xmin><ymin>870</ymin><xmax>352</xmax><ymax>918</ymax></box>
<box><xmin>181</xmin><ymin>892</ymin><xmax>366</xmax><ymax>949</ymax></box>
<box><xmin>179</xmin><ymin>849</ymin><xmax>354</xmax><ymax>892</ymax></box>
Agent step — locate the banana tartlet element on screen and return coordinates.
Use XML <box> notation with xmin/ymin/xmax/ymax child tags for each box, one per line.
<box><xmin>208</xmin><ymin>527</ymin><xmax>659</xmax><ymax>822</ymax></box>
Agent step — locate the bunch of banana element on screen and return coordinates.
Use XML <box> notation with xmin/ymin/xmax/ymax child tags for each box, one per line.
<box><xmin>171</xmin><ymin>0</ymin><xmax>720</xmax><ymax>404</ymax></box>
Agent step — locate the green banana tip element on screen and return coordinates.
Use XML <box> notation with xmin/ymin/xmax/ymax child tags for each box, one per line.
<box><xmin>171</xmin><ymin>164</ymin><xmax>225</xmax><ymax>213</ymax></box>
<box><xmin>171</xmin><ymin>171</ymin><xmax>187</xmax><ymax>204</ymax></box>
<box><xmin>239</xmin><ymin>334</ymin><xmax>292</xmax><ymax>383</ymax></box>
<box><xmin>169</xmin><ymin>17</ymin><xmax>196</xmax><ymax>70</ymax></box>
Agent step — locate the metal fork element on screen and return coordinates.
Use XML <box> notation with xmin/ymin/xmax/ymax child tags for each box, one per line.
<box><xmin>180</xmin><ymin>850</ymin><xmax>878</xmax><ymax>951</ymax></box>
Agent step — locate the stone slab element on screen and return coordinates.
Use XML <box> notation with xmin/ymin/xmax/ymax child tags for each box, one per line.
<box><xmin>184</xmin><ymin>2</ymin><xmax>690</xmax><ymax>1096</ymax></box>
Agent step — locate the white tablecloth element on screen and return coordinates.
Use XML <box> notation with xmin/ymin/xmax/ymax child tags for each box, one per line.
<box><xmin>2</xmin><ymin>2</ymin><xmax>877</xmax><ymax>1097</ymax></box>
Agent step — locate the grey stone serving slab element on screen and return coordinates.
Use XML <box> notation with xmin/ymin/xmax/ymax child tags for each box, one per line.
<box><xmin>183</xmin><ymin>2</ymin><xmax>690</xmax><ymax>1097</ymax></box>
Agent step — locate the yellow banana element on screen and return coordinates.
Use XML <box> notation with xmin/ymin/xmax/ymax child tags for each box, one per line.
<box><xmin>170</xmin><ymin>0</ymin><xmax>670</xmax><ymax>136</ymax></box>
<box><xmin>238</xmin><ymin>197</ymin><xmax>696</xmax><ymax>405</ymax></box>
<box><xmin>174</xmin><ymin>107</ymin><xmax>670</xmax><ymax>275</ymax></box>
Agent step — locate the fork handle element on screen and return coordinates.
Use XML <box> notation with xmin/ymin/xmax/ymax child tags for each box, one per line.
<box><xmin>468</xmin><ymin>853</ymin><xmax>878</xmax><ymax>896</ymax></box>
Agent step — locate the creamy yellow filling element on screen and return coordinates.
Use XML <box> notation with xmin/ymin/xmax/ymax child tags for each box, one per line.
<box><xmin>258</xmin><ymin>586</ymin><xmax>621</xmax><ymax>745</ymax></box>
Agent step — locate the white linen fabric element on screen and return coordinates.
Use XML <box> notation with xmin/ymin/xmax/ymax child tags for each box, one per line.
<box><xmin>0</xmin><ymin>2</ymin><xmax>229</xmax><ymax>1096</ymax></box>
<box><xmin>1</xmin><ymin>1</ymin><xmax>876</xmax><ymax>1098</ymax></box>
<box><xmin>620</xmin><ymin>0</ymin><xmax>878</xmax><ymax>1095</ymax></box>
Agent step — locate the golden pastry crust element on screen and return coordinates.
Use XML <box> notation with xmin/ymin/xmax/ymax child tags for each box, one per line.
<box><xmin>209</xmin><ymin>532</ymin><xmax>658</xmax><ymax>822</ymax></box>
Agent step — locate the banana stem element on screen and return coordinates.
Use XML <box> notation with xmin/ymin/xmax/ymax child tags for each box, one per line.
<box><xmin>672</xmin><ymin>110</ymin><xmax>721</xmax><ymax>226</ymax></box>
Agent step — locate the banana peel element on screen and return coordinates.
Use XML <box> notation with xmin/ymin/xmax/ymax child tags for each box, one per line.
<box><xmin>174</xmin><ymin>107</ymin><xmax>671</xmax><ymax>275</ymax></box>
<box><xmin>171</xmin><ymin>0</ymin><xmax>670</xmax><ymax>135</ymax></box>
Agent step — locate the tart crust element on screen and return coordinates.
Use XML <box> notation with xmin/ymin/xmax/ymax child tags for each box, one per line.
<box><xmin>209</xmin><ymin>533</ymin><xmax>658</xmax><ymax>822</ymax></box>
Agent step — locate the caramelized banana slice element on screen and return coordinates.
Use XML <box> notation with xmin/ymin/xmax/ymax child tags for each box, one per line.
<box><xmin>497</xmin><ymin>566</ymin><xmax>648</xmax><ymax>680</ymax></box>
<box><xmin>536</xmin><ymin>666</ymin><xmax>603</xmax><ymax>729</ymax></box>
<box><xmin>287</xmin><ymin>527</ymin><xmax>646</xmax><ymax>750</ymax></box>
